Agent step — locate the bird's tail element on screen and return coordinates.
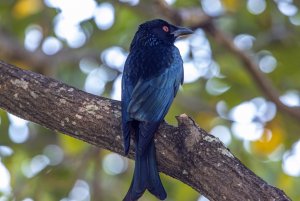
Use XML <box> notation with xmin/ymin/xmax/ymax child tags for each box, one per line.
<box><xmin>123</xmin><ymin>139</ymin><xmax>167</xmax><ymax>201</ymax></box>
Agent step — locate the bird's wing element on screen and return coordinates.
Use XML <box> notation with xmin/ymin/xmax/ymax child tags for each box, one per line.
<box><xmin>127</xmin><ymin>65</ymin><xmax>182</xmax><ymax>154</ymax></box>
<box><xmin>128</xmin><ymin>66</ymin><xmax>182</xmax><ymax>122</ymax></box>
<box><xmin>121</xmin><ymin>70</ymin><xmax>135</xmax><ymax>155</ymax></box>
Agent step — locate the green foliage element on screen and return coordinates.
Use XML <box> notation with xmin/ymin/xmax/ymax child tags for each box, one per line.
<box><xmin>1</xmin><ymin>0</ymin><xmax>300</xmax><ymax>200</ymax></box>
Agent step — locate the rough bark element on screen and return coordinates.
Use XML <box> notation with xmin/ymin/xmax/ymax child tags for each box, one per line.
<box><xmin>0</xmin><ymin>61</ymin><xmax>290</xmax><ymax>201</ymax></box>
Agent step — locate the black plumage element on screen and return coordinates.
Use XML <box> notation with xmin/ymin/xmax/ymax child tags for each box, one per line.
<box><xmin>121</xmin><ymin>19</ymin><xmax>193</xmax><ymax>201</ymax></box>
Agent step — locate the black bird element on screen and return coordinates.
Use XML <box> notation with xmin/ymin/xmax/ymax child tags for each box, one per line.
<box><xmin>121</xmin><ymin>19</ymin><xmax>193</xmax><ymax>201</ymax></box>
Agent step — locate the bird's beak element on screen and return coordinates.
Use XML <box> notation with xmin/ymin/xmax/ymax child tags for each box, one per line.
<box><xmin>171</xmin><ymin>26</ymin><xmax>193</xmax><ymax>38</ymax></box>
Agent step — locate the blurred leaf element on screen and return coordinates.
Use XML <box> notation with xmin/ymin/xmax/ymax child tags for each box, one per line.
<box><xmin>1</xmin><ymin>1</ymin><xmax>300</xmax><ymax>200</ymax></box>
<box><xmin>251</xmin><ymin>119</ymin><xmax>285</xmax><ymax>156</ymax></box>
<box><xmin>13</xmin><ymin>0</ymin><xmax>43</xmax><ymax>18</ymax></box>
<box><xmin>58</xmin><ymin>133</ymin><xmax>88</xmax><ymax>156</ymax></box>
<box><xmin>222</xmin><ymin>0</ymin><xmax>241</xmax><ymax>12</ymax></box>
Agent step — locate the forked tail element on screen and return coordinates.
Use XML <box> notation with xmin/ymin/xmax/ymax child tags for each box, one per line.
<box><xmin>123</xmin><ymin>139</ymin><xmax>167</xmax><ymax>201</ymax></box>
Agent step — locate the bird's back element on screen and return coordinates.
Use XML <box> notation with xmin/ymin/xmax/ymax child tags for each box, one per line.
<box><xmin>122</xmin><ymin>44</ymin><xmax>183</xmax><ymax>123</ymax></box>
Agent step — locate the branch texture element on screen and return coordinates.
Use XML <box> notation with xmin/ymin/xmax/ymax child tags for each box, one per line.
<box><xmin>0</xmin><ymin>61</ymin><xmax>290</xmax><ymax>201</ymax></box>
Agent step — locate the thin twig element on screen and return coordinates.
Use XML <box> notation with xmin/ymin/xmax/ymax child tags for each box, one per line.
<box><xmin>205</xmin><ymin>24</ymin><xmax>300</xmax><ymax>120</ymax></box>
<box><xmin>155</xmin><ymin>0</ymin><xmax>300</xmax><ymax>121</ymax></box>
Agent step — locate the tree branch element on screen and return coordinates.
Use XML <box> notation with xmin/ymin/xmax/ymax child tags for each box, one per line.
<box><xmin>0</xmin><ymin>61</ymin><xmax>290</xmax><ymax>200</ymax></box>
<box><xmin>155</xmin><ymin>0</ymin><xmax>300</xmax><ymax>121</ymax></box>
<box><xmin>204</xmin><ymin>24</ymin><xmax>300</xmax><ymax>120</ymax></box>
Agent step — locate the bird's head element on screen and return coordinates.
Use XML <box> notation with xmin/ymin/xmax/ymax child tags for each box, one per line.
<box><xmin>131</xmin><ymin>19</ymin><xmax>193</xmax><ymax>48</ymax></box>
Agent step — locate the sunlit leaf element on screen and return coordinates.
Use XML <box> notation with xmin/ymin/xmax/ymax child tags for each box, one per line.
<box><xmin>251</xmin><ymin>120</ymin><xmax>285</xmax><ymax>156</ymax></box>
<box><xmin>1</xmin><ymin>0</ymin><xmax>300</xmax><ymax>200</ymax></box>
<box><xmin>222</xmin><ymin>0</ymin><xmax>240</xmax><ymax>12</ymax></box>
<box><xmin>13</xmin><ymin>0</ymin><xmax>43</xmax><ymax>18</ymax></box>
<box><xmin>58</xmin><ymin>133</ymin><xmax>88</xmax><ymax>156</ymax></box>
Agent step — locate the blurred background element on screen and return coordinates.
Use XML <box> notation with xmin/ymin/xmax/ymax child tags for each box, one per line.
<box><xmin>0</xmin><ymin>0</ymin><xmax>300</xmax><ymax>200</ymax></box>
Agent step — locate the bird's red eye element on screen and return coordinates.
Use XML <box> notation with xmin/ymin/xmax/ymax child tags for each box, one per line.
<box><xmin>162</xmin><ymin>26</ymin><xmax>169</xmax><ymax>32</ymax></box>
